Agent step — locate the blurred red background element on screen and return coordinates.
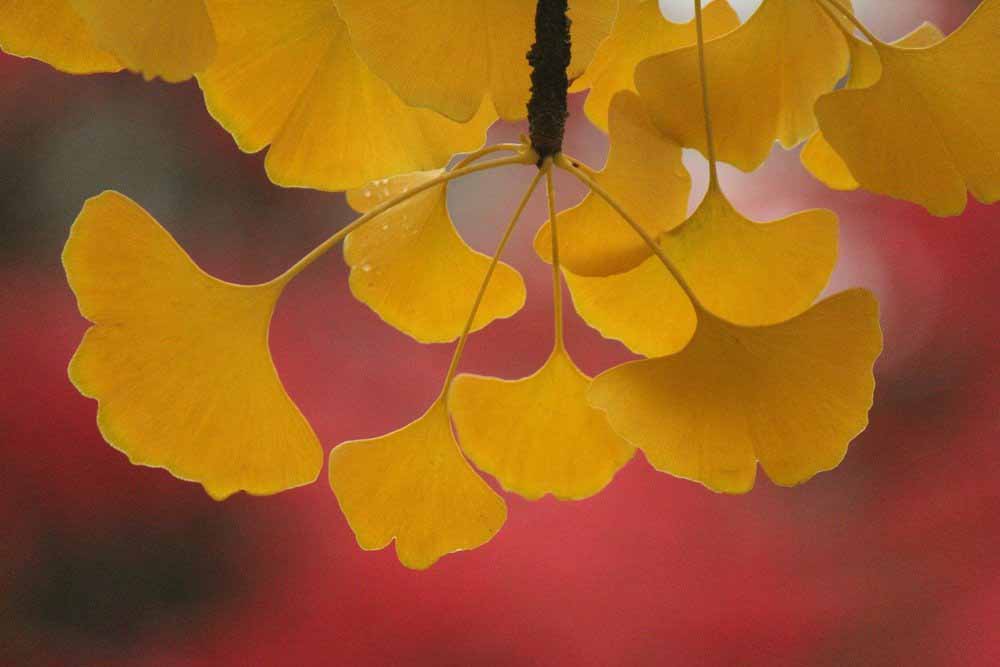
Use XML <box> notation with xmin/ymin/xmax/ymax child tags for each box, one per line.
<box><xmin>1</xmin><ymin>1</ymin><xmax>997</xmax><ymax>665</ymax></box>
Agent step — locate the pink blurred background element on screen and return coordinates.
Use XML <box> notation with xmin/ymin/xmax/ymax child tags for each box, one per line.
<box><xmin>1</xmin><ymin>1</ymin><xmax>997</xmax><ymax>665</ymax></box>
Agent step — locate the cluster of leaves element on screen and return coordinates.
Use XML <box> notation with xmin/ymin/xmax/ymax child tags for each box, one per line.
<box><xmin>2</xmin><ymin>0</ymin><xmax>997</xmax><ymax>569</ymax></box>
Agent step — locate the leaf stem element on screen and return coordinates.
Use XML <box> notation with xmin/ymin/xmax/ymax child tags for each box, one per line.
<box><xmin>544</xmin><ymin>162</ymin><xmax>565</xmax><ymax>351</ymax></box>
<box><xmin>818</xmin><ymin>0</ymin><xmax>881</xmax><ymax>45</ymax></box>
<box><xmin>555</xmin><ymin>154</ymin><xmax>703</xmax><ymax>308</ymax></box>
<box><xmin>440</xmin><ymin>167</ymin><xmax>546</xmax><ymax>400</ymax></box>
<box><xmin>813</xmin><ymin>0</ymin><xmax>856</xmax><ymax>43</ymax></box>
<box><xmin>272</xmin><ymin>152</ymin><xmax>532</xmax><ymax>286</ymax></box>
<box><xmin>694</xmin><ymin>0</ymin><xmax>720</xmax><ymax>187</ymax></box>
<box><xmin>453</xmin><ymin>142</ymin><xmax>526</xmax><ymax>171</ymax></box>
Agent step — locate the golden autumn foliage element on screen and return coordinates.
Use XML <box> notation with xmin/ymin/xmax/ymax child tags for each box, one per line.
<box><xmin>3</xmin><ymin>0</ymin><xmax>996</xmax><ymax>568</ymax></box>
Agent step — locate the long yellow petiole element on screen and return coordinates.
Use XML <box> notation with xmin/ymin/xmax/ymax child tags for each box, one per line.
<box><xmin>817</xmin><ymin>0</ymin><xmax>882</xmax><ymax>45</ymax></box>
<box><xmin>555</xmin><ymin>154</ymin><xmax>703</xmax><ymax>308</ymax></box>
<box><xmin>272</xmin><ymin>150</ymin><xmax>534</xmax><ymax>287</ymax></box>
<box><xmin>544</xmin><ymin>162</ymin><xmax>565</xmax><ymax>351</ymax></box>
<box><xmin>693</xmin><ymin>0</ymin><xmax>720</xmax><ymax>189</ymax></box>
<box><xmin>440</xmin><ymin>166</ymin><xmax>548</xmax><ymax>401</ymax></box>
<box><xmin>813</xmin><ymin>0</ymin><xmax>858</xmax><ymax>43</ymax></box>
<box><xmin>453</xmin><ymin>142</ymin><xmax>526</xmax><ymax>171</ymax></box>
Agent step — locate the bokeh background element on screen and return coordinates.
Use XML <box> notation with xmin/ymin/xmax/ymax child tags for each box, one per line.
<box><xmin>1</xmin><ymin>1</ymin><xmax>997</xmax><ymax>665</ymax></box>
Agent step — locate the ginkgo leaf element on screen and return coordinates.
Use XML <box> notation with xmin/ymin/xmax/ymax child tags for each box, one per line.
<box><xmin>63</xmin><ymin>192</ymin><xmax>322</xmax><ymax>500</ymax></box>
<box><xmin>659</xmin><ymin>184</ymin><xmax>838</xmax><ymax>326</ymax></box>
<box><xmin>0</xmin><ymin>0</ymin><xmax>121</xmax><ymax>74</ymax></box>
<box><xmin>802</xmin><ymin>21</ymin><xmax>944</xmax><ymax>191</ymax></box>
<box><xmin>71</xmin><ymin>0</ymin><xmax>216</xmax><ymax>82</ymax></box>
<box><xmin>343</xmin><ymin>171</ymin><xmax>526</xmax><ymax>343</ymax></box>
<box><xmin>534</xmin><ymin>91</ymin><xmax>690</xmax><ymax>277</ymax></box>
<box><xmin>346</xmin><ymin>171</ymin><xmax>444</xmax><ymax>213</ymax></box>
<box><xmin>450</xmin><ymin>346</ymin><xmax>634</xmax><ymax>500</ymax></box>
<box><xmin>198</xmin><ymin>0</ymin><xmax>495</xmax><ymax>192</ymax></box>
<box><xmin>565</xmin><ymin>257</ymin><xmax>696</xmax><ymax>358</ymax></box>
<box><xmin>799</xmin><ymin>129</ymin><xmax>860</xmax><ymax>192</ymax></box>
<box><xmin>564</xmin><ymin>178</ymin><xmax>837</xmax><ymax>348</ymax></box>
<box><xmin>815</xmin><ymin>1</ymin><xmax>1000</xmax><ymax>216</ymax></box>
<box><xmin>333</xmin><ymin>0</ymin><xmax>617</xmax><ymax>122</ymax></box>
<box><xmin>589</xmin><ymin>290</ymin><xmax>882</xmax><ymax>493</ymax></box>
<box><xmin>328</xmin><ymin>400</ymin><xmax>507</xmax><ymax>570</ymax></box>
<box><xmin>573</xmin><ymin>0</ymin><xmax>739</xmax><ymax>132</ymax></box>
<box><xmin>636</xmin><ymin>0</ymin><xmax>851</xmax><ymax>171</ymax></box>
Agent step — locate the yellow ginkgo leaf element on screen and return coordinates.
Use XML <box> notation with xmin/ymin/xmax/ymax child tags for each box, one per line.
<box><xmin>198</xmin><ymin>0</ymin><xmax>496</xmax><ymax>192</ymax></box>
<box><xmin>346</xmin><ymin>171</ymin><xmax>444</xmax><ymax>213</ymax></box>
<box><xmin>71</xmin><ymin>0</ymin><xmax>216</xmax><ymax>82</ymax></box>
<box><xmin>573</xmin><ymin>0</ymin><xmax>740</xmax><ymax>132</ymax></box>
<box><xmin>636</xmin><ymin>0</ymin><xmax>851</xmax><ymax>171</ymax></box>
<box><xmin>802</xmin><ymin>21</ymin><xmax>944</xmax><ymax>191</ymax></box>
<box><xmin>589</xmin><ymin>289</ymin><xmax>882</xmax><ymax>494</ymax></box>
<box><xmin>562</xmin><ymin>176</ymin><xmax>836</xmax><ymax>347</ymax></box>
<box><xmin>534</xmin><ymin>91</ymin><xmax>690</xmax><ymax>277</ymax></box>
<box><xmin>328</xmin><ymin>400</ymin><xmax>507</xmax><ymax>570</ymax></box>
<box><xmin>450</xmin><ymin>347</ymin><xmax>634</xmax><ymax>500</ymax></box>
<box><xmin>333</xmin><ymin>0</ymin><xmax>617</xmax><ymax>122</ymax></box>
<box><xmin>343</xmin><ymin>171</ymin><xmax>526</xmax><ymax>343</ymax></box>
<box><xmin>63</xmin><ymin>192</ymin><xmax>322</xmax><ymax>500</ymax></box>
<box><xmin>659</xmin><ymin>184</ymin><xmax>838</xmax><ymax>326</ymax></box>
<box><xmin>0</xmin><ymin>0</ymin><xmax>121</xmax><ymax>74</ymax></box>
<box><xmin>799</xmin><ymin>129</ymin><xmax>859</xmax><ymax>192</ymax></box>
<box><xmin>564</xmin><ymin>252</ymin><xmax>696</xmax><ymax>358</ymax></box>
<box><xmin>815</xmin><ymin>2</ymin><xmax>1000</xmax><ymax>216</ymax></box>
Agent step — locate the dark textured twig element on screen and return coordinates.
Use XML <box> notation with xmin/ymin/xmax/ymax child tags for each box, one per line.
<box><xmin>527</xmin><ymin>0</ymin><xmax>571</xmax><ymax>165</ymax></box>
